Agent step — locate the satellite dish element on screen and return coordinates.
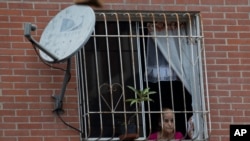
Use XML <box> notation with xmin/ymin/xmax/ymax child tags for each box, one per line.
<box><xmin>24</xmin><ymin>5</ymin><xmax>95</xmax><ymax>63</ymax></box>
<box><xmin>24</xmin><ymin>5</ymin><xmax>96</xmax><ymax>112</ymax></box>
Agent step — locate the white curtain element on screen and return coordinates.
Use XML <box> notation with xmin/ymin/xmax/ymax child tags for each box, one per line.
<box><xmin>146</xmin><ymin>36</ymin><xmax>178</xmax><ymax>82</ymax></box>
<box><xmin>147</xmin><ymin>22</ymin><xmax>204</xmax><ymax>139</ymax></box>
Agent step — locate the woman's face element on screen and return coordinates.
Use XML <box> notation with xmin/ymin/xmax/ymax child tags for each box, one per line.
<box><xmin>162</xmin><ymin>111</ymin><xmax>175</xmax><ymax>133</ymax></box>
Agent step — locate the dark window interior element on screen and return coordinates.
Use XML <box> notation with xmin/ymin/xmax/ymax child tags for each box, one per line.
<box><xmin>78</xmin><ymin>21</ymin><xmax>193</xmax><ymax>139</ymax></box>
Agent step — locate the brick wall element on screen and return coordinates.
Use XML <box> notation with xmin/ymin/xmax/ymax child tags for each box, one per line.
<box><xmin>1</xmin><ymin>0</ymin><xmax>250</xmax><ymax>141</ymax></box>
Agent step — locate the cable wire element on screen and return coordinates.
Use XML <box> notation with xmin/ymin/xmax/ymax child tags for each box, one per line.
<box><xmin>32</xmin><ymin>44</ymin><xmax>66</xmax><ymax>71</ymax></box>
<box><xmin>32</xmin><ymin>44</ymin><xmax>81</xmax><ymax>134</ymax></box>
<box><xmin>56</xmin><ymin>110</ymin><xmax>82</xmax><ymax>133</ymax></box>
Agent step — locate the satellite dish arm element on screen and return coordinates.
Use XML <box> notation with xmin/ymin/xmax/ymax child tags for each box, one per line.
<box><xmin>52</xmin><ymin>58</ymin><xmax>72</xmax><ymax>113</ymax></box>
<box><xmin>24</xmin><ymin>23</ymin><xmax>59</xmax><ymax>62</ymax></box>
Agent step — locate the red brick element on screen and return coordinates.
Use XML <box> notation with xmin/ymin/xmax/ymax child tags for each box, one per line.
<box><xmin>28</xmin><ymin>89</ymin><xmax>54</xmax><ymax>96</ymax></box>
<box><xmin>29</xmin><ymin>103</ymin><xmax>53</xmax><ymax>110</ymax></box>
<box><xmin>210</xmin><ymin>116</ymin><xmax>232</xmax><ymax>123</ymax></box>
<box><xmin>187</xmin><ymin>6</ymin><xmax>210</xmax><ymax>11</ymax></box>
<box><xmin>0</xmin><ymin>2</ymin><xmax>7</xmax><ymax>8</ymax></box>
<box><xmin>0</xmin><ymin>82</ymin><xmax>14</xmax><ymax>89</ymax></box>
<box><xmin>207</xmin><ymin>64</ymin><xmax>228</xmax><ymax>71</ymax></box>
<box><xmin>217</xmin><ymin>72</ymin><xmax>241</xmax><ymax>77</ymax></box>
<box><xmin>27</xmin><ymin>76</ymin><xmax>52</xmax><ymax>83</ymax></box>
<box><xmin>242</xmin><ymin>72</ymin><xmax>250</xmax><ymax>77</ymax></box>
<box><xmin>22</xmin><ymin>10</ymin><xmax>47</xmax><ymax>16</ymax></box>
<box><xmin>2</xmin><ymin>90</ymin><xmax>27</xmax><ymax>95</ymax></box>
<box><xmin>209</xmin><ymin>90</ymin><xmax>229</xmax><ymax>97</ymax></box>
<box><xmin>5</xmin><ymin>130</ymin><xmax>29</xmax><ymax>136</ymax></box>
<box><xmin>219</xmin><ymin>97</ymin><xmax>242</xmax><ymax>103</ymax></box>
<box><xmin>230</xmin><ymin>11</ymin><xmax>250</xmax><ymax>19</ymax></box>
<box><xmin>201</xmin><ymin>0</ymin><xmax>224</xmax><ymax>5</ymax></box>
<box><xmin>245</xmin><ymin>110</ymin><xmax>250</xmax><ymax>116</ymax></box>
<box><xmin>227</xmin><ymin>25</ymin><xmax>250</xmax><ymax>31</ymax></box>
<box><xmin>0</xmin><ymin>137</ymin><xmax>15</xmax><ymax>141</ymax></box>
<box><xmin>10</xmin><ymin>16</ymin><xmax>35</xmax><ymax>23</ymax></box>
<box><xmin>212</xmin><ymin>6</ymin><xmax>236</xmax><ymax>12</ymax></box>
<box><xmin>18</xmin><ymin>124</ymin><xmax>43</xmax><ymax>129</ymax></box>
<box><xmin>0</xmin><ymin>35</ymin><xmax>24</xmax><ymax>42</ymax></box>
<box><xmin>228</xmin><ymin>52</ymin><xmax>250</xmax><ymax>58</ymax></box>
<box><xmin>237</xmin><ymin>6</ymin><xmax>250</xmax><ymax>12</ymax></box>
<box><xmin>213</xmin><ymin>19</ymin><xmax>237</xmax><ymax>26</ymax></box>
<box><xmin>34</xmin><ymin>4</ymin><xmax>60</xmax><ymax>10</ymax></box>
<box><xmin>15</xmin><ymin>96</ymin><xmax>40</xmax><ymax>102</ymax></box>
<box><xmin>2</xmin><ymin>75</ymin><xmax>26</xmax><ymax>82</ymax></box>
<box><xmin>8</xmin><ymin>3</ymin><xmax>33</xmax><ymax>9</ymax></box>
<box><xmin>44</xmin><ymin>137</ymin><xmax>69</xmax><ymax>141</ymax></box>
<box><xmin>217</xmin><ymin>84</ymin><xmax>241</xmax><ymax>91</ymax></box>
<box><xmin>4</xmin><ymin>103</ymin><xmax>29</xmax><ymax>110</ymax></box>
<box><xmin>231</xmin><ymin>91</ymin><xmax>250</xmax><ymax>96</ymax></box>
<box><xmin>214</xmin><ymin>33</ymin><xmax>237</xmax><ymax>38</ymax></box>
<box><xmin>56</xmin><ymin>129</ymin><xmax>79</xmax><ymax>136</ymax></box>
<box><xmin>4</xmin><ymin>117</ymin><xmax>29</xmax><ymax>123</ymax></box>
<box><xmin>30</xmin><ymin>116</ymin><xmax>55</xmax><ymax>122</ymax></box>
<box><xmin>0</xmin><ymin>9</ymin><xmax>21</xmax><ymax>15</ymax></box>
<box><xmin>151</xmin><ymin>0</ymin><xmax>174</xmax><ymax>4</ymax></box>
<box><xmin>30</xmin><ymin>129</ymin><xmax>56</xmax><ymax>136</ymax></box>
<box><xmin>0</xmin><ymin>110</ymin><xmax>15</xmax><ymax>116</ymax></box>
<box><xmin>241</xmin><ymin>59</ymin><xmax>250</xmax><ymax>64</ymax></box>
<box><xmin>225</xmin><ymin>0</ymin><xmax>248</xmax><ymax>5</ymax></box>
<box><xmin>242</xmin><ymin>85</ymin><xmax>250</xmax><ymax>90</ymax></box>
<box><xmin>233</xmin><ymin>117</ymin><xmax>250</xmax><ymax>123</ymax></box>
<box><xmin>19</xmin><ymin>137</ymin><xmax>43</xmax><ymax>141</ymax></box>
<box><xmin>204</xmin><ymin>25</ymin><xmax>226</xmax><ymax>32</ymax></box>
<box><xmin>16</xmin><ymin>110</ymin><xmax>41</xmax><ymax>116</ymax></box>
<box><xmin>216</xmin><ymin>59</ymin><xmax>239</xmax><ymax>65</ymax></box>
<box><xmin>214</xmin><ymin>45</ymin><xmax>238</xmax><ymax>52</ymax></box>
<box><xmin>126</xmin><ymin>0</ymin><xmax>150</xmax><ymax>4</ymax></box>
<box><xmin>162</xmin><ymin>5</ymin><xmax>188</xmax><ymax>11</ymax></box>
<box><xmin>176</xmin><ymin>0</ymin><xmax>199</xmax><ymax>5</ymax></box>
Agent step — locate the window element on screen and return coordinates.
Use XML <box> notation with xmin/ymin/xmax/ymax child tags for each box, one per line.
<box><xmin>76</xmin><ymin>11</ymin><xmax>210</xmax><ymax>141</ymax></box>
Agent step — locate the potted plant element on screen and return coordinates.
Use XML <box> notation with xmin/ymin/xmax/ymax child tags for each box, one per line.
<box><xmin>119</xmin><ymin>85</ymin><xmax>156</xmax><ymax>140</ymax></box>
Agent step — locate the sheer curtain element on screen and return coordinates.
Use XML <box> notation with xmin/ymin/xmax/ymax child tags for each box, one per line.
<box><xmin>146</xmin><ymin>36</ymin><xmax>178</xmax><ymax>82</ymax></box>
<box><xmin>146</xmin><ymin>21</ymin><xmax>204</xmax><ymax>139</ymax></box>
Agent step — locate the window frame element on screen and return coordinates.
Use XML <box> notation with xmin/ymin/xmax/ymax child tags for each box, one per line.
<box><xmin>76</xmin><ymin>11</ymin><xmax>210</xmax><ymax>141</ymax></box>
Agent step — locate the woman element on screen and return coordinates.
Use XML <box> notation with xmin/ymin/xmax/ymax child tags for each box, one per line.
<box><xmin>148</xmin><ymin>108</ymin><xmax>183</xmax><ymax>140</ymax></box>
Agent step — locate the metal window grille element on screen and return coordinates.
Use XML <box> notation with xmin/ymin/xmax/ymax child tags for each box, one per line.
<box><xmin>76</xmin><ymin>11</ymin><xmax>210</xmax><ymax>141</ymax></box>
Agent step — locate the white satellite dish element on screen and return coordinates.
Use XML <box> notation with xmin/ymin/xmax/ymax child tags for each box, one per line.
<box><xmin>25</xmin><ymin>5</ymin><xmax>95</xmax><ymax>63</ymax></box>
<box><xmin>24</xmin><ymin>5</ymin><xmax>96</xmax><ymax>112</ymax></box>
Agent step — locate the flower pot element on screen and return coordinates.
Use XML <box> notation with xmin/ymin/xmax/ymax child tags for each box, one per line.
<box><xmin>119</xmin><ymin>124</ymin><xmax>138</xmax><ymax>140</ymax></box>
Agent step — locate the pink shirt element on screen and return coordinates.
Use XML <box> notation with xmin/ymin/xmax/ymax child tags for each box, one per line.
<box><xmin>148</xmin><ymin>132</ymin><xmax>183</xmax><ymax>140</ymax></box>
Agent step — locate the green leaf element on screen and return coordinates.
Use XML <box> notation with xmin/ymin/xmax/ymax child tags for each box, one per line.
<box><xmin>126</xmin><ymin>86</ymin><xmax>156</xmax><ymax>106</ymax></box>
<box><xmin>127</xmin><ymin>85</ymin><xmax>138</xmax><ymax>93</ymax></box>
<box><xmin>142</xmin><ymin>88</ymin><xmax>150</xmax><ymax>95</ymax></box>
<box><xmin>147</xmin><ymin>91</ymin><xmax>157</xmax><ymax>95</ymax></box>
